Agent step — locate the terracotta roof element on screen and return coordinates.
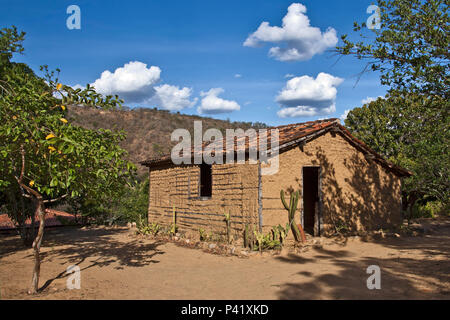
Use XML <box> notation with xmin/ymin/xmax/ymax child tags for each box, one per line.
<box><xmin>0</xmin><ymin>209</ymin><xmax>77</xmax><ymax>230</ymax></box>
<box><xmin>140</xmin><ymin>118</ymin><xmax>411</xmax><ymax>177</ymax></box>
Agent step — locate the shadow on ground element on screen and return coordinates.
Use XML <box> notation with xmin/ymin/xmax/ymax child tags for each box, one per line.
<box><xmin>275</xmin><ymin>221</ymin><xmax>450</xmax><ymax>299</ymax></box>
<box><xmin>2</xmin><ymin>226</ymin><xmax>165</xmax><ymax>293</ymax></box>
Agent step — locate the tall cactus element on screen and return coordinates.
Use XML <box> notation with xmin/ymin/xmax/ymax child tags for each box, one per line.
<box><xmin>280</xmin><ymin>190</ymin><xmax>306</xmax><ymax>243</ymax></box>
<box><xmin>170</xmin><ymin>205</ymin><xmax>177</xmax><ymax>235</ymax></box>
<box><xmin>243</xmin><ymin>224</ymin><xmax>249</xmax><ymax>248</ymax></box>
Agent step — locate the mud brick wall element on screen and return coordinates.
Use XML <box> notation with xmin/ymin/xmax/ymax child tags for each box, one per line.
<box><xmin>148</xmin><ymin>162</ymin><xmax>259</xmax><ymax>237</ymax></box>
<box><xmin>147</xmin><ymin>131</ymin><xmax>403</xmax><ymax>238</ymax></box>
<box><xmin>261</xmin><ymin>131</ymin><xmax>403</xmax><ymax>236</ymax></box>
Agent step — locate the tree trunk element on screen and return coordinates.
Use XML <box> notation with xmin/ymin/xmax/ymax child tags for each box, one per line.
<box><xmin>28</xmin><ymin>198</ymin><xmax>46</xmax><ymax>295</ymax></box>
<box><xmin>407</xmin><ymin>193</ymin><xmax>418</xmax><ymax>225</ymax></box>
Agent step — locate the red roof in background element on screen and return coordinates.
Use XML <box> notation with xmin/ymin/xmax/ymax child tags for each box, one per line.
<box><xmin>140</xmin><ymin>118</ymin><xmax>411</xmax><ymax>177</ymax></box>
<box><xmin>0</xmin><ymin>209</ymin><xmax>76</xmax><ymax>230</ymax></box>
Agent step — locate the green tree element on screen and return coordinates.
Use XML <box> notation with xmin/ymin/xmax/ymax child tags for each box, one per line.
<box><xmin>0</xmin><ymin>26</ymin><xmax>135</xmax><ymax>294</ymax></box>
<box><xmin>345</xmin><ymin>93</ymin><xmax>449</xmax><ymax>218</ymax></box>
<box><xmin>337</xmin><ymin>0</ymin><xmax>449</xmax><ymax>99</ymax></box>
<box><xmin>336</xmin><ymin>0</ymin><xmax>449</xmax><ymax>218</ymax></box>
<box><xmin>67</xmin><ymin>179</ymin><xmax>149</xmax><ymax>227</ymax></box>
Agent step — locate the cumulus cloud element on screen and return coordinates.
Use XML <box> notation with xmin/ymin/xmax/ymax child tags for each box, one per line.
<box><xmin>244</xmin><ymin>3</ymin><xmax>338</xmax><ymax>61</ymax></box>
<box><xmin>277</xmin><ymin>105</ymin><xmax>336</xmax><ymax>118</ymax></box>
<box><xmin>197</xmin><ymin>88</ymin><xmax>241</xmax><ymax>114</ymax></box>
<box><xmin>151</xmin><ymin>84</ymin><xmax>197</xmax><ymax>111</ymax></box>
<box><xmin>340</xmin><ymin>109</ymin><xmax>351</xmax><ymax>121</ymax></box>
<box><xmin>361</xmin><ymin>96</ymin><xmax>383</xmax><ymax>105</ymax></box>
<box><xmin>284</xmin><ymin>74</ymin><xmax>295</xmax><ymax>79</ymax></box>
<box><xmin>276</xmin><ymin>72</ymin><xmax>343</xmax><ymax>118</ymax></box>
<box><xmin>91</xmin><ymin>61</ymin><xmax>161</xmax><ymax>103</ymax></box>
<box><xmin>71</xmin><ymin>84</ymin><xmax>84</xmax><ymax>90</ymax></box>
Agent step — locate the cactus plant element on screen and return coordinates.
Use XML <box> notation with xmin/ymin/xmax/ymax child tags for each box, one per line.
<box><xmin>254</xmin><ymin>231</ymin><xmax>265</xmax><ymax>255</ymax></box>
<box><xmin>254</xmin><ymin>230</ymin><xmax>281</xmax><ymax>253</ymax></box>
<box><xmin>224</xmin><ymin>211</ymin><xmax>231</xmax><ymax>244</ymax></box>
<box><xmin>199</xmin><ymin>228</ymin><xmax>207</xmax><ymax>241</ymax></box>
<box><xmin>280</xmin><ymin>190</ymin><xmax>306</xmax><ymax>243</ymax></box>
<box><xmin>271</xmin><ymin>227</ymin><xmax>279</xmax><ymax>242</ymax></box>
<box><xmin>243</xmin><ymin>224</ymin><xmax>249</xmax><ymax>248</ymax></box>
<box><xmin>276</xmin><ymin>223</ymin><xmax>290</xmax><ymax>245</ymax></box>
<box><xmin>170</xmin><ymin>205</ymin><xmax>178</xmax><ymax>235</ymax></box>
<box><xmin>249</xmin><ymin>226</ymin><xmax>255</xmax><ymax>251</ymax></box>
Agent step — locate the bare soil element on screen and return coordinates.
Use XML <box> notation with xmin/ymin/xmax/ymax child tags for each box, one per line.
<box><xmin>1</xmin><ymin>219</ymin><xmax>449</xmax><ymax>300</ymax></box>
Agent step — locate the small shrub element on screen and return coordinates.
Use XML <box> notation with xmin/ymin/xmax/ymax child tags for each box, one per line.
<box><xmin>335</xmin><ymin>220</ymin><xmax>349</xmax><ymax>234</ymax></box>
<box><xmin>254</xmin><ymin>230</ymin><xmax>281</xmax><ymax>254</ymax></box>
<box><xmin>136</xmin><ymin>222</ymin><xmax>161</xmax><ymax>236</ymax></box>
<box><xmin>148</xmin><ymin>222</ymin><xmax>161</xmax><ymax>236</ymax></box>
<box><xmin>136</xmin><ymin>225</ymin><xmax>150</xmax><ymax>235</ymax></box>
<box><xmin>412</xmin><ymin>201</ymin><xmax>447</xmax><ymax>219</ymax></box>
<box><xmin>274</xmin><ymin>223</ymin><xmax>290</xmax><ymax>245</ymax></box>
<box><xmin>199</xmin><ymin>228</ymin><xmax>208</xmax><ymax>241</ymax></box>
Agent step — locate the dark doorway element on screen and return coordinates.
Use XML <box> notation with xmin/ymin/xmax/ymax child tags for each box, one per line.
<box><xmin>199</xmin><ymin>163</ymin><xmax>212</xmax><ymax>198</ymax></box>
<box><xmin>302</xmin><ymin>167</ymin><xmax>320</xmax><ymax>235</ymax></box>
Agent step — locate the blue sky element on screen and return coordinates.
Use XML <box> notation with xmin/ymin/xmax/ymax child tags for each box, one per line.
<box><xmin>1</xmin><ymin>0</ymin><xmax>386</xmax><ymax>126</ymax></box>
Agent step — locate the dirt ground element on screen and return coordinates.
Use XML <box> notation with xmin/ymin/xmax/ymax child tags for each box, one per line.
<box><xmin>1</xmin><ymin>219</ymin><xmax>449</xmax><ymax>300</ymax></box>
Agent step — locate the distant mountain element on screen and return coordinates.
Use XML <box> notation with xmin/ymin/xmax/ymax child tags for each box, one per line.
<box><xmin>68</xmin><ymin>106</ymin><xmax>268</xmax><ymax>177</ymax></box>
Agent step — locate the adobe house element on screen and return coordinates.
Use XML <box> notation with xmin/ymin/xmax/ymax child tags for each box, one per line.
<box><xmin>140</xmin><ymin>119</ymin><xmax>411</xmax><ymax>238</ymax></box>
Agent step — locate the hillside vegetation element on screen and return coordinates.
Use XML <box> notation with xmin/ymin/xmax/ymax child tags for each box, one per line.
<box><xmin>68</xmin><ymin>106</ymin><xmax>267</xmax><ymax>177</ymax></box>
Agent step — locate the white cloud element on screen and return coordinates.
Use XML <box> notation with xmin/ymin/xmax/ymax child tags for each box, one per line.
<box><xmin>284</xmin><ymin>74</ymin><xmax>295</xmax><ymax>79</ymax></box>
<box><xmin>361</xmin><ymin>96</ymin><xmax>383</xmax><ymax>105</ymax></box>
<box><xmin>277</xmin><ymin>105</ymin><xmax>336</xmax><ymax>118</ymax></box>
<box><xmin>276</xmin><ymin>72</ymin><xmax>343</xmax><ymax>118</ymax></box>
<box><xmin>340</xmin><ymin>109</ymin><xmax>351</xmax><ymax>121</ymax></box>
<box><xmin>71</xmin><ymin>84</ymin><xmax>84</xmax><ymax>90</ymax></box>
<box><xmin>197</xmin><ymin>88</ymin><xmax>241</xmax><ymax>114</ymax></box>
<box><xmin>234</xmin><ymin>74</ymin><xmax>242</xmax><ymax>78</ymax></box>
<box><xmin>91</xmin><ymin>61</ymin><xmax>161</xmax><ymax>103</ymax></box>
<box><xmin>244</xmin><ymin>3</ymin><xmax>338</xmax><ymax>61</ymax></box>
<box><xmin>152</xmin><ymin>84</ymin><xmax>197</xmax><ymax>111</ymax></box>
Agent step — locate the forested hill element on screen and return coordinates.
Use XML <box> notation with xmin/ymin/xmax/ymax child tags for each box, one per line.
<box><xmin>68</xmin><ymin>106</ymin><xmax>267</xmax><ymax>177</ymax></box>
